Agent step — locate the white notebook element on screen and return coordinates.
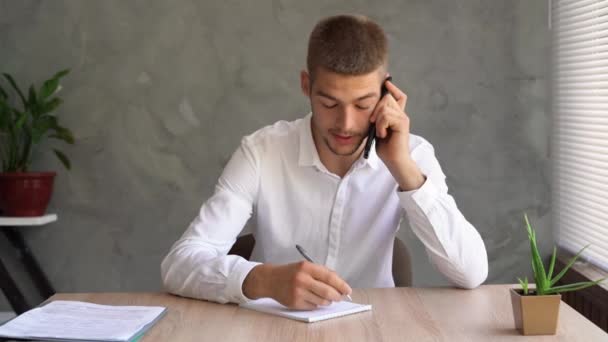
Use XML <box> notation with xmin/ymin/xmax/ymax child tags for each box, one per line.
<box><xmin>239</xmin><ymin>298</ymin><xmax>372</xmax><ymax>323</ymax></box>
<box><xmin>0</xmin><ymin>300</ymin><xmax>166</xmax><ymax>341</ymax></box>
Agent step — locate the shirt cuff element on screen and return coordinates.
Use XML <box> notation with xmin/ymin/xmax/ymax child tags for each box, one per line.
<box><xmin>397</xmin><ymin>177</ymin><xmax>440</xmax><ymax>216</ymax></box>
<box><xmin>226</xmin><ymin>260</ymin><xmax>263</xmax><ymax>304</ymax></box>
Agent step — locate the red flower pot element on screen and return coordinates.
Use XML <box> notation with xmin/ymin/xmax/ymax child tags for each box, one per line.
<box><xmin>0</xmin><ymin>172</ymin><xmax>56</xmax><ymax>217</ymax></box>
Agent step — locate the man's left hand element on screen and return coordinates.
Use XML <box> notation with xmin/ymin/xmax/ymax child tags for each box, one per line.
<box><xmin>370</xmin><ymin>79</ymin><xmax>426</xmax><ymax>191</ymax></box>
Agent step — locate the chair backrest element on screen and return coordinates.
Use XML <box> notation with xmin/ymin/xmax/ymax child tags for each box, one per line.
<box><xmin>392</xmin><ymin>236</ymin><xmax>413</xmax><ymax>287</ymax></box>
<box><xmin>229</xmin><ymin>233</ymin><xmax>256</xmax><ymax>260</ymax></box>
<box><xmin>229</xmin><ymin>234</ymin><xmax>413</xmax><ymax>287</ymax></box>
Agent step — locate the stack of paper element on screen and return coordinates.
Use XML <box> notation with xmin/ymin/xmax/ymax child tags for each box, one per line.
<box><xmin>0</xmin><ymin>300</ymin><xmax>166</xmax><ymax>341</ymax></box>
<box><xmin>240</xmin><ymin>298</ymin><xmax>372</xmax><ymax>323</ymax></box>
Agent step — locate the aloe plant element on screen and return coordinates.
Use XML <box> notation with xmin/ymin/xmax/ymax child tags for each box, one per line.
<box><xmin>0</xmin><ymin>69</ymin><xmax>74</xmax><ymax>172</ymax></box>
<box><xmin>517</xmin><ymin>214</ymin><xmax>607</xmax><ymax>295</ymax></box>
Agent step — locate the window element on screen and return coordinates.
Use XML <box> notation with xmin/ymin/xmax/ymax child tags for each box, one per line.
<box><xmin>552</xmin><ymin>0</ymin><xmax>608</xmax><ymax>272</ymax></box>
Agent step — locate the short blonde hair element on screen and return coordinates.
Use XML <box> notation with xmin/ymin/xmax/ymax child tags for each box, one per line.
<box><xmin>306</xmin><ymin>14</ymin><xmax>388</xmax><ymax>80</ymax></box>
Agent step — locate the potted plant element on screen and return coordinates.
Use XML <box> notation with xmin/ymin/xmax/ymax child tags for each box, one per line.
<box><xmin>0</xmin><ymin>69</ymin><xmax>74</xmax><ymax>216</ymax></box>
<box><xmin>511</xmin><ymin>214</ymin><xmax>607</xmax><ymax>335</ymax></box>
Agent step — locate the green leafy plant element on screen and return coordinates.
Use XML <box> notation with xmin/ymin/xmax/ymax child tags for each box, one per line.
<box><xmin>517</xmin><ymin>214</ymin><xmax>607</xmax><ymax>296</ymax></box>
<box><xmin>0</xmin><ymin>69</ymin><xmax>74</xmax><ymax>172</ymax></box>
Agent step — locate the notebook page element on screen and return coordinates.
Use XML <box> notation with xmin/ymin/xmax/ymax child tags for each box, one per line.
<box><xmin>0</xmin><ymin>300</ymin><xmax>166</xmax><ymax>341</ymax></box>
<box><xmin>240</xmin><ymin>298</ymin><xmax>372</xmax><ymax>323</ymax></box>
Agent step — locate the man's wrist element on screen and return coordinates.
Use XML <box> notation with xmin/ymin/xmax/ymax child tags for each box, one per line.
<box><xmin>391</xmin><ymin>159</ymin><xmax>426</xmax><ymax>191</ymax></box>
<box><xmin>242</xmin><ymin>264</ymin><xmax>273</xmax><ymax>300</ymax></box>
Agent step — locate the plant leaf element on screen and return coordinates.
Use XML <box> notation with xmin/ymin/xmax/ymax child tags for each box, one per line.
<box><xmin>52</xmin><ymin>69</ymin><xmax>70</xmax><ymax>80</ymax></box>
<box><xmin>39</xmin><ymin>69</ymin><xmax>69</xmax><ymax>99</ymax></box>
<box><xmin>50</xmin><ymin>125</ymin><xmax>74</xmax><ymax>144</ymax></box>
<box><xmin>39</xmin><ymin>97</ymin><xmax>62</xmax><ymax>116</ymax></box>
<box><xmin>518</xmin><ymin>277</ymin><xmax>529</xmax><ymax>295</ymax></box>
<box><xmin>547</xmin><ymin>246</ymin><xmax>557</xmax><ymax>280</ymax></box>
<box><xmin>525</xmin><ymin>214</ymin><xmax>548</xmax><ymax>294</ymax></box>
<box><xmin>39</xmin><ymin>79</ymin><xmax>59</xmax><ymax>100</ymax></box>
<box><xmin>2</xmin><ymin>73</ymin><xmax>27</xmax><ymax>108</ymax></box>
<box><xmin>545</xmin><ymin>278</ymin><xmax>607</xmax><ymax>295</ymax></box>
<box><xmin>16</xmin><ymin>129</ymin><xmax>32</xmax><ymax>170</ymax></box>
<box><xmin>547</xmin><ymin>278</ymin><xmax>607</xmax><ymax>292</ymax></box>
<box><xmin>31</xmin><ymin>115</ymin><xmax>57</xmax><ymax>144</ymax></box>
<box><xmin>0</xmin><ymin>83</ymin><xmax>7</xmax><ymax>100</ymax></box>
<box><xmin>14</xmin><ymin>110</ymin><xmax>27</xmax><ymax>131</ymax></box>
<box><xmin>28</xmin><ymin>85</ymin><xmax>37</xmax><ymax>105</ymax></box>
<box><xmin>0</xmin><ymin>101</ymin><xmax>10</xmax><ymax>129</ymax></box>
<box><xmin>53</xmin><ymin>149</ymin><xmax>71</xmax><ymax>170</ymax></box>
<box><xmin>550</xmin><ymin>245</ymin><xmax>590</xmax><ymax>287</ymax></box>
<box><xmin>28</xmin><ymin>85</ymin><xmax>38</xmax><ymax>117</ymax></box>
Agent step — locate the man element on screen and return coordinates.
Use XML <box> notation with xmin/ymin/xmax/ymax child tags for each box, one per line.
<box><xmin>161</xmin><ymin>14</ymin><xmax>488</xmax><ymax>310</ymax></box>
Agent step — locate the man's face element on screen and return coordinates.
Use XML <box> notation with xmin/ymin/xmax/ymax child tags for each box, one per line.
<box><xmin>301</xmin><ymin>68</ymin><xmax>384</xmax><ymax>157</ymax></box>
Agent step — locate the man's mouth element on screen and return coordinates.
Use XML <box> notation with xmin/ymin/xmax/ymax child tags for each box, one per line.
<box><xmin>332</xmin><ymin>133</ymin><xmax>356</xmax><ymax>145</ymax></box>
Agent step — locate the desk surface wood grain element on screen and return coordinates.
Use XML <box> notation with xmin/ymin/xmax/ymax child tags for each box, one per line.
<box><xmin>50</xmin><ymin>285</ymin><xmax>608</xmax><ymax>341</ymax></box>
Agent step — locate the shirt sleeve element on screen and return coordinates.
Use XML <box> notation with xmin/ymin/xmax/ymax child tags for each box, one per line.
<box><xmin>160</xmin><ymin>137</ymin><xmax>262</xmax><ymax>304</ymax></box>
<box><xmin>397</xmin><ymin>138</ymin><xmax>488</xmax><ymax>289</ymax></box>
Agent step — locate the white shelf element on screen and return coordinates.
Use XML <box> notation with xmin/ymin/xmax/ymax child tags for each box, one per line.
<box><xmin>0</xmin><ymin>214</ymin><xmax>57</xmax><ymax>227</ymax></box>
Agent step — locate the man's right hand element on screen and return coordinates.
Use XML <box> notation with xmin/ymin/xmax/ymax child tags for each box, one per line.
<box><xmin>242</xmin><ymin>262</ymin><xmax>352</xmax><ymax>310</ymax></box>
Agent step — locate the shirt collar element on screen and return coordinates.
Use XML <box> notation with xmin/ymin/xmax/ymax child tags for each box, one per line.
<box><xmin>298</xmin><ymin>113</ymin><xmax>380</xmax><ymax>171</ymax></box>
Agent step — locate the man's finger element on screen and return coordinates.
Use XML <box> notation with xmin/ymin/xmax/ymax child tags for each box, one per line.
<box><xmin>291</xmin><ymin>299</ymin><xmax>319</xmax><ymax>310</ymax></box>
<box><xmin>376</xmin><ymin>115</ymin><xmax>389</xmax><ymax>138</ymax></box>
<box><xmin>308</xmin><ymin>278</ymin><xmax>343</xmax><ymax>302</ymax></box>
<box><xmin>301</xmin><ymin>288</ymin><xmax>332</xmax><ymax>306</ymax></box>
<box><xmin>370</xmin><ymin>93</ymin><xmax>389</xmax><ymax>123</ymax></box>
<box><xmin>308</xmin><ymin>265</ymin><xmax>352</xmax><ymax>297</ymax></box>
<box><xmin>385</xmin><ymin>81</ymin><xmax>407</xmax><ymax>110</ymax></box>
<box><xmin>375</xmin><ymin>108</ymin><xmax>407</xmax><ymax>138</ymax></box>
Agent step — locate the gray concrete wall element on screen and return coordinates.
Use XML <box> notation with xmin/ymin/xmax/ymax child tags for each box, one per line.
<box><xmin>0</xmin><ymin>0</ymin><xmax>549</xmax><ymax>311</ymax></box>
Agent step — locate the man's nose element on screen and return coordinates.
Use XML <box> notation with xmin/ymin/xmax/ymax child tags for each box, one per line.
<box><xmin>335</xmin><ymin>106</ymin><xmax>357</xmax><ymax>132</ymax></box>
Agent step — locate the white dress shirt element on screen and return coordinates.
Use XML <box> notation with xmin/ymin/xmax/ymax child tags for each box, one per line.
<box><xmin>161</xmin><ymin>113</ymin><xmax>488</xmax><ymax>304</ymax></box>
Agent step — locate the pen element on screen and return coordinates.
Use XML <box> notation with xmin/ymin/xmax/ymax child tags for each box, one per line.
<box><xmin>295</xmin><ymin>244</ymin><xmax>353</xmax><ymax>302</ymax></box>
<box><xmin>363</xmin><ymin>76</ymin><xmax>392</xmax><ymax>159</ymax></box>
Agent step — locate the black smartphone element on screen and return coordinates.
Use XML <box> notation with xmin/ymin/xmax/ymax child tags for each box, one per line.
<box><xmin>363</xmin><ymin>76</ymin><xmax>392</xmax><ymax>159</ymax></box>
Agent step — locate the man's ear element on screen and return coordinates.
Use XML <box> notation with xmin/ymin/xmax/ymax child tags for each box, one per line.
<box><xmin>300</xmin><ymin>70</ymin><xmax>311</xmax><ymax>97</ymax></box>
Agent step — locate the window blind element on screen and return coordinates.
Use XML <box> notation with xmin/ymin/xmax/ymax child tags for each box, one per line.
<box><xmin>552</xmin><ymin>0</ymin><xmax>608</xmax><ymax>272</ymax></box>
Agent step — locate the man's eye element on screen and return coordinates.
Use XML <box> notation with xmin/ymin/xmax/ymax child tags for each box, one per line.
<box><xmin>322</xmin><ymin>103</ymin><xmax>337</xmax><ymax>109</ymax></box>
<box><xmin>356</xmin><ymin>105</ymin><xmax>371</xmax><ymax>110</ymax></box>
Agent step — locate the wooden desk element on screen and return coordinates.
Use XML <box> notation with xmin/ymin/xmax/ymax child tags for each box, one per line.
<box><xmin>50</xmin><ymin>285</ymin><xmax>607</xmax><ymax>341</ymax></box>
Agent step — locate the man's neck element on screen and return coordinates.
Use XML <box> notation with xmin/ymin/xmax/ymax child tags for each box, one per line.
<box><xmin>313</xmin><ymin>135</ymin><xmax>364</xmax><ymax>178</ymax></box>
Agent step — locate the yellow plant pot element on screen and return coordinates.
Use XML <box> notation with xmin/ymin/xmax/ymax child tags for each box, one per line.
<box><xmin>510</xmin><ymin>288</ymin><xmax>561</xmax><ymax>335</ymax></box>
